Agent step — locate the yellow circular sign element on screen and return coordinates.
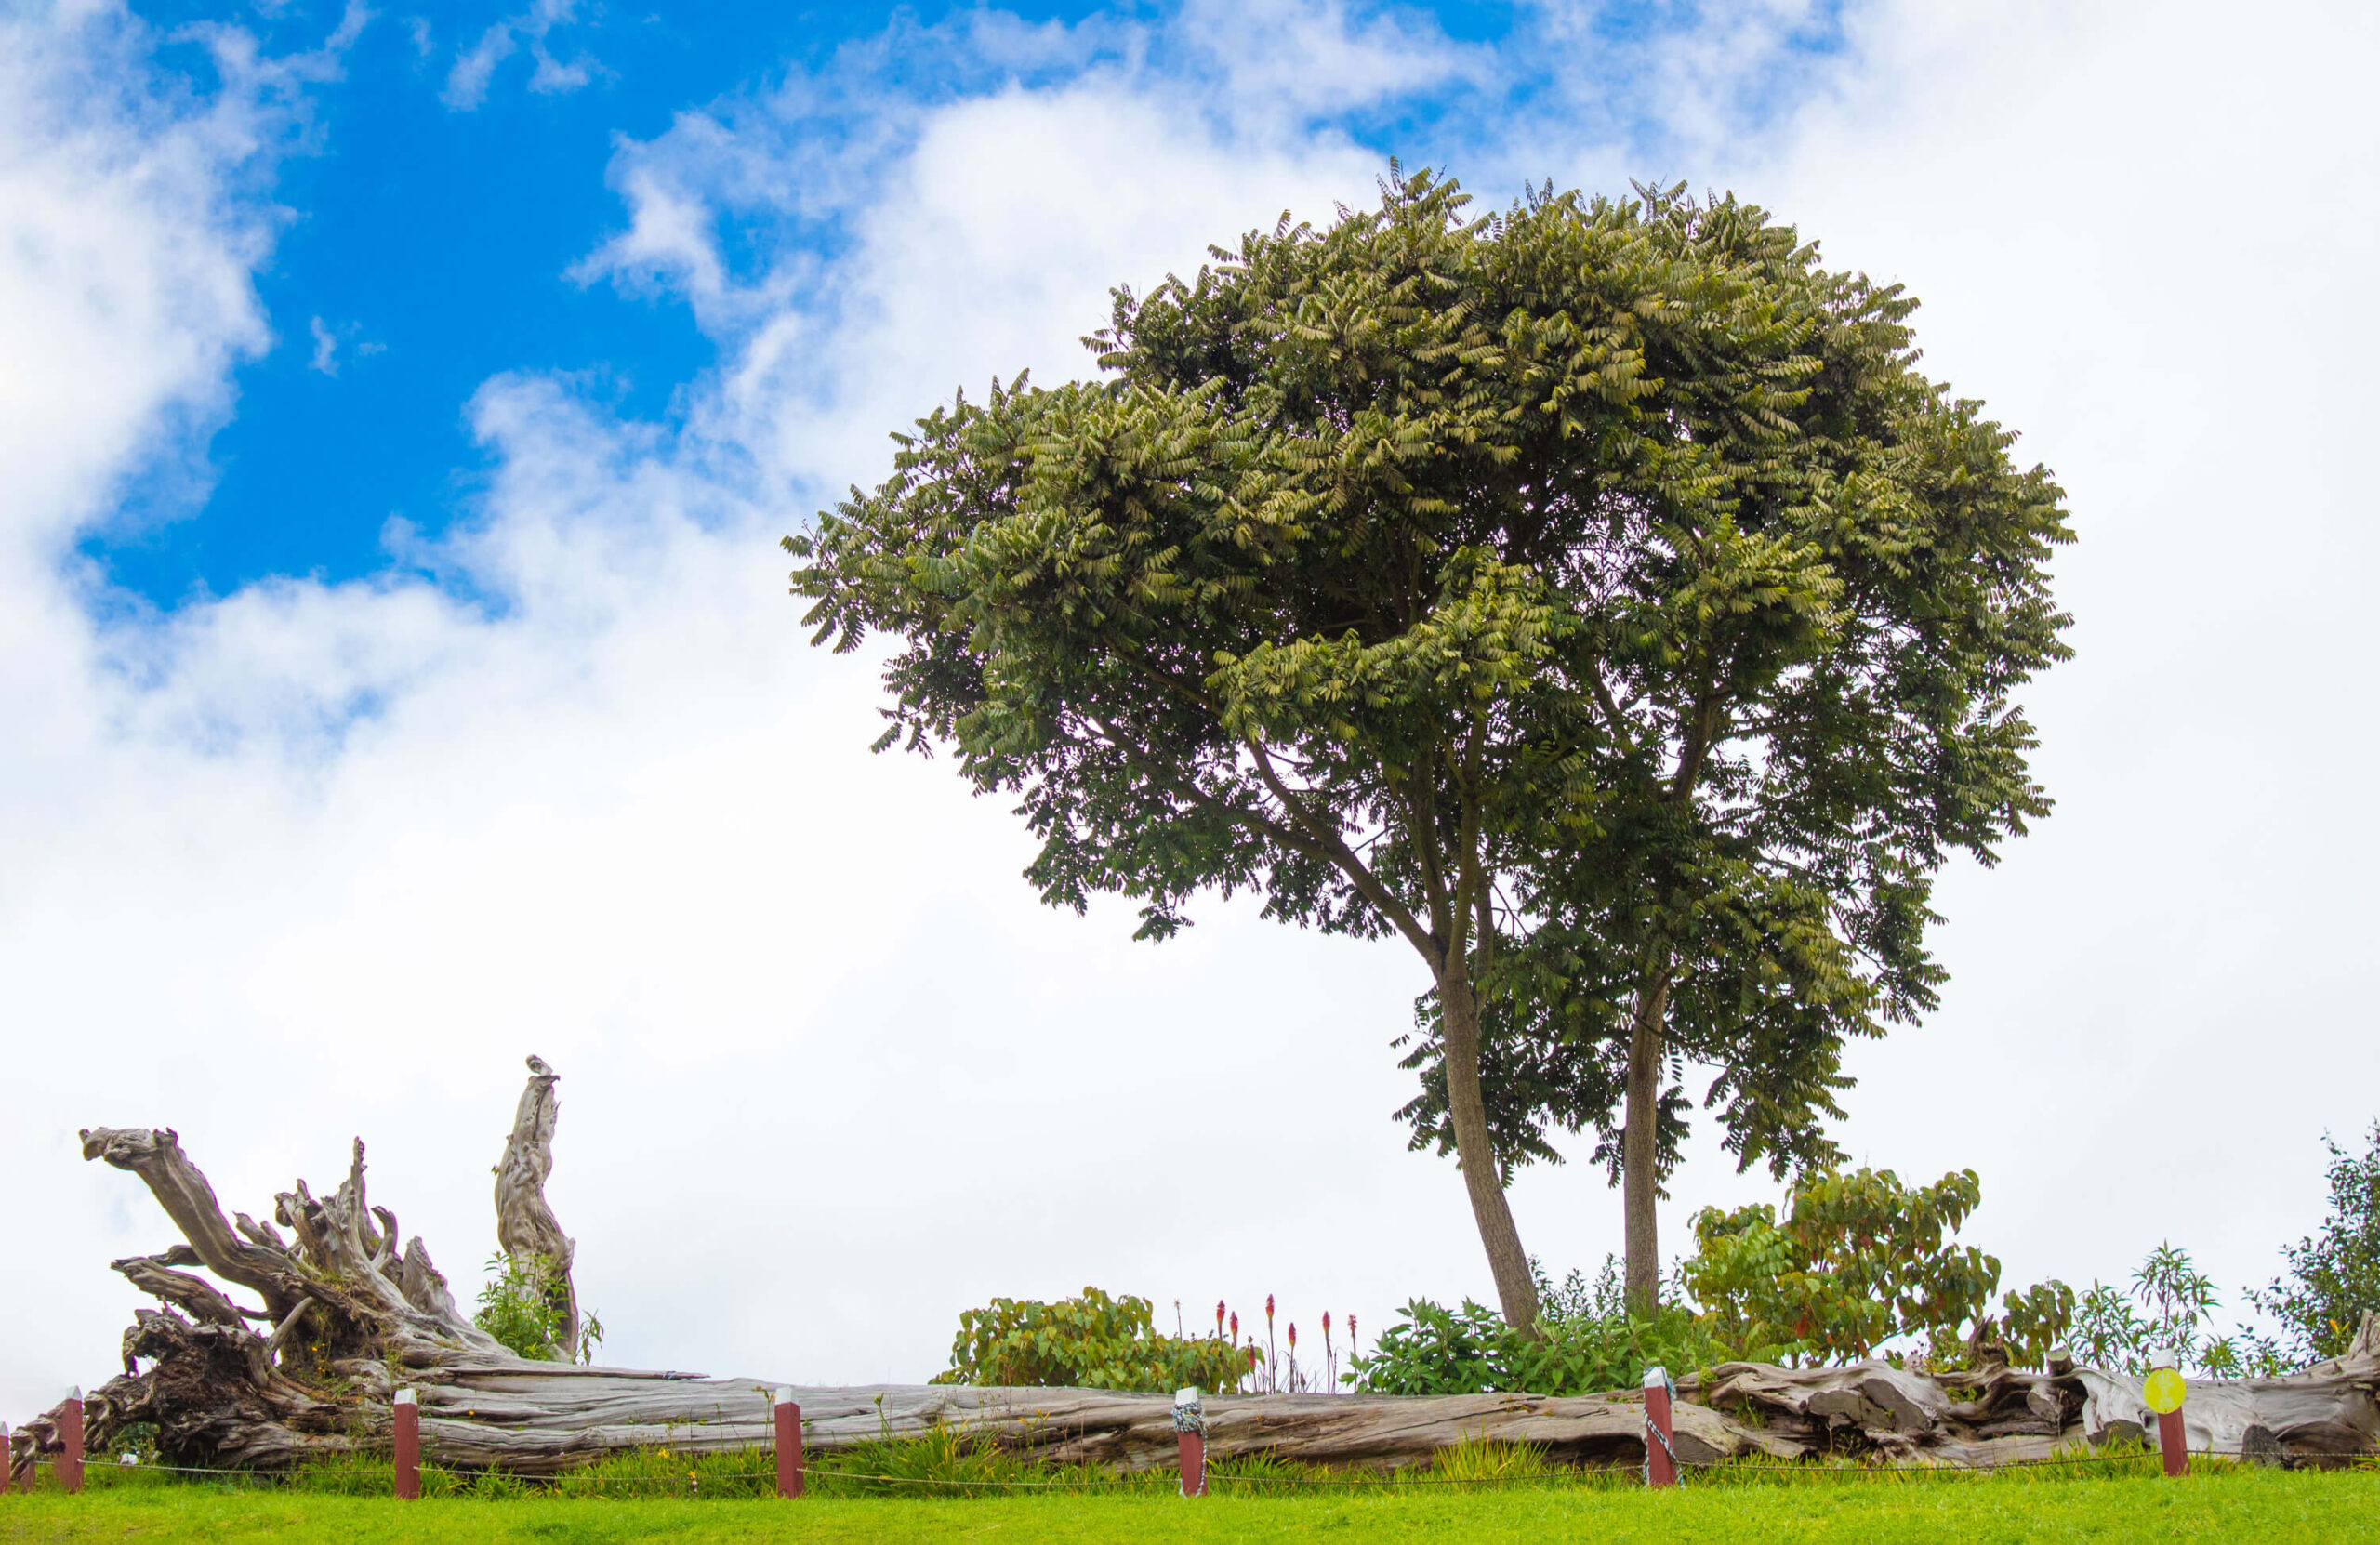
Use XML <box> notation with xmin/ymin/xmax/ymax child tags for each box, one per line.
<box><xmin>2143</xmin><ymin>1367</ymin><xmax>2188</xmax><ymax>1415</ymax></box>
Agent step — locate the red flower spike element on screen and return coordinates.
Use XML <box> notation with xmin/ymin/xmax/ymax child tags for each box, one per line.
<box><xmin>1265</xmin><ymin>1294</ymin><xmax>1275</xmax><ymax>1323</ymax></box>
<box><xmin>1289</xmin><ymin>1324</ymin><xmax>1298</xmax><ymax>1350</ymax></box>
<box><xmin>1230</xmin><ymin>1312</ymin><xmax>1239</xmax><ymax>1339</ymax></box>
<box><xmin>1323</xmin><ymin>1312</ymin><xmax>1332</xmax><ymax>1335</ymax></box>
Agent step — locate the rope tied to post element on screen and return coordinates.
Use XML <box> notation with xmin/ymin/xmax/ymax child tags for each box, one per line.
<box><xmin>1643</xmin><ymin>1364</ymin><xmax>1683</xmax><ymax>1488</ymax></box>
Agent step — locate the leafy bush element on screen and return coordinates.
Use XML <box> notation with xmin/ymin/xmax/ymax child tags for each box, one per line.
<box><xmin>1352</xmin><ymin>1298</ymin><xmax>1508</xmax><ymax>1394</ymax></box>
<box><xmin>1686</xmin><ymin>1167</ymin><xmax>2072</xmax><ymax>1368</ymax></box>
<box><xmin>2254</xmin><ymin>1121</ymin><xmax>2380</xmax><ymax>1364</ymax></box>
<box><xmin>933</xmin><ymin>1287</ymin><xmax>1250</xmax><ymax>1393</ymax></box>
<box><xmin>1355</xmin><ymin>1261</ymin><xmax>1751</xmax><ymax>1395</ymax></box>
<box><xmin>473</xmin><ymin>1253</ymin><xmax>603</xmax><ymax>1365</ymax></box>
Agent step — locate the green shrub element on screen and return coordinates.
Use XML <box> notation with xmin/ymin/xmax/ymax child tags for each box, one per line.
<box><xmin>1355</xmin><ymin>1262</ymin><xmax>1752</xmax><ymax>1396</ymax></box>
<box><xmin>932</xmin><ymin>1286</ymin><xmax>1250</xmax><ymax>1393</ymax></box>
<box><xmin>1686</xmin><ymin>1167</ymin><xmax>2073</xmax><ymax>1368</ymax></box>
<box><xmin>2254</xmin><ymin>1121</ymin><xmax>2380</xmax><ymax>1365</ymax></box>
<box><xmin>2065</xmin><ymin>1243</ymin><xmax>2288</xmax><ymax>1378</ymax></box>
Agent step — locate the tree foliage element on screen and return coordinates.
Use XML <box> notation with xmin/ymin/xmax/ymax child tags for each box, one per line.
<box><xmin>2254</xmin><ymin>1122</ymin><xmax>2380</xmax><ymax>1363</ymax></box>
<box><xmin>789</xmin><ymin>167</ymin><xmax>2071</xmax><ymax>1317</ymax></box>
<box><xmin>1683</xmin><ymin>1167</ymin><xmax>2071</xmax><ymax>1368</ymax></box>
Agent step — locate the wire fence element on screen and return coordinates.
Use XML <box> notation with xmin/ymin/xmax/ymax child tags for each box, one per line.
<box><xmin>7</xmin><ymin>1442</ymin><xmax>2375</xmax><ymax>1499</ymax></box>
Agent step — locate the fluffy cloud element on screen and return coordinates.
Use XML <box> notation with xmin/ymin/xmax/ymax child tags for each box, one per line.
<box><xmin>4</xmin><ymin>0</ymin><xmax>2374</xmax><ymax>1423</ymax></box>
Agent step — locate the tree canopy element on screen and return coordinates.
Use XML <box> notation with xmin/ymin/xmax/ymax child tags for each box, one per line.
<box><xmin>789</xmin><ymin>169</ymin><xmax>2070</xmax><ymax>1322</ymax></box>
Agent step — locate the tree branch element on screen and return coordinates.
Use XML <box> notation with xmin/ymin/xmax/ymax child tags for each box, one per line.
<box><xmin>1244</xmin><ymin>736</ymin><xmax>1443</xmax><ymax>971</ymax></box>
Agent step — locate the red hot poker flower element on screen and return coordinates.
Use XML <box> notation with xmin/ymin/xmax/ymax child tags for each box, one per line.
<box><xmin>1288</xmin><ymin>1323</ymin><xmax>1298</xmax><ymax>1351</ymax></box>
<box><xmin>1265</xmin><ymin>1294</ymin><xmax>1276</xmax><ymax>1324</ymax></box>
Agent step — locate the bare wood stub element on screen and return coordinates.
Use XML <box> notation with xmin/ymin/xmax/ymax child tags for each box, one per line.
<box><xmin>492</xmin><ymin>1055</ymin><xmax>579</xmax><ymax>1362</ymax></box>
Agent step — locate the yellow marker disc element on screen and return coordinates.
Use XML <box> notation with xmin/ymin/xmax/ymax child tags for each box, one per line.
<box><xmin>2142</xmin><ymin>1367</ymin><xmax>2188</xmax><ymax>1415</ymax></box>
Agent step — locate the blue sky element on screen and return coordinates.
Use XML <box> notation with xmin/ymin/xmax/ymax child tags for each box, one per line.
<box><xmin>92</xmin><ymin>0</ymin><xmax>1845</xmax><ymax>606</ymax></box>
<box><xmin>7</xmin><ymin>0</ymin><xmax>2374</xmax><ymax>1415</ymax></box>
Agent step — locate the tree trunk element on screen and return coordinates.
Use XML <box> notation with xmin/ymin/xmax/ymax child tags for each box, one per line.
<box><xmin>18</xmin><ymin>1099</ymin><xmax>2380</xmax><ymax>1479</ymax></box>
<box><xmin>493</xmin><ymin>1055</ymin><xmax>578</xmax><ymax>1361</ymax></box>
<box><xmin>1621</xmin><ymin>974</ymin><xmax>1672</xmax><ymax>1314</ymax></box>
<box><xmin>1438</xmin><ymin>972</ymin><xmax>1542</xmax><ymax>1336</ymax></box>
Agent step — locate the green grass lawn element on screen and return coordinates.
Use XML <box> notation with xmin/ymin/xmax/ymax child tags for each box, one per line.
<box><xmin>4</xmin><ymin>1470</ymin><xmax>2375</xmax><ymax>1543</ymax></box>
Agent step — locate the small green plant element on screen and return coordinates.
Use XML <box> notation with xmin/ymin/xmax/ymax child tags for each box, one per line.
<box><xmin>1428</xmin><ymin>1433</ymin><xmax>1555</xmax><ymax>1490</ymax></box>
<box><xmin>2069</xmin><ymin>1244</ymin><xmax>2288</xmax><ymax>1377</ymax></box>
<box><xmin>933</xmin><ymin>1286</ymin><xmax>1249</xmax><ymax>1393</ymax></box>
<box><xmin>472</xmin><ymin>1253</ymin><xmax>603</xmax><ymax>1364</ymax></box>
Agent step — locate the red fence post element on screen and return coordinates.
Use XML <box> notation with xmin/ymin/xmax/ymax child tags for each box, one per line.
<box><xmin>1642</xmin><ymin>1366</ymin><xmax>1677</xmax><ymax>1489</ymax></box>
<box><xmin>1174</xmin><ymin>1388</ymin><xmax>1206</xmax><ymax>1498</ymax></box>
<box><xmin>0</xmin><ymin>1420</ymin><xmax>12</xmax><ymax>1496</ymax></box>
<box><xmin>774</xmin><ymin>1388</ymin><xmax>804</xmax><ymax>1499</ymax></box>
<box><xmin>2143</xmin><ymin>1367</ymin><xmax>2188</xmax><ymax>1479</ymax></box>
<box><xmin>58</xmin><ymin>1391</ymin><xmax>83</xmax><ymax>1496</ymax></box>
<box><xmin>2157</xmin><ymin>1407</ymin><xmax>2187</xmax><ymax>1478</ymax></box>
<box><xmin>393</xmin><ymin>1389</ymin><xmax>420</xmax><ymax>1500</ymax></box>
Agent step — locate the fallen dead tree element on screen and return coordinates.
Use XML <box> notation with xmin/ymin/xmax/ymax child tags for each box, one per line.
<box><xmin>13</xmin><ymin>1069</ymin><xmax>2380</xmax><ymax>1481</ymax></box>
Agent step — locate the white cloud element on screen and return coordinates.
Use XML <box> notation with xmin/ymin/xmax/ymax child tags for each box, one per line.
<box><xmin>306</xmin><ymin>314</ymin><xmax>383</xmax><ymax>376</ymax></box>
<box><xmin>443</xmin><ymin>0</ymin><xmax>599</xmax><ymax>112</ymax></box>
<box><xmin>443</xmin><ymin>21</ymin><xmax>514</xmax><ymax>110</ymax></box>
<box><xmin>5</xmin><ymin>0</ymin><xmax>2377</xmax><ymax>1424</ymax></box>
<box><xmin>307</xmin><ymin>313</ymin><xmax>337</xmax><ymax>373</ymax></box>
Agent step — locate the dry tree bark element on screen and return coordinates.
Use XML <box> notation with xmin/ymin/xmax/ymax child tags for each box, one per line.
<box><xmin>13</xmin><ymin>1069</ymin><xmax>2380</xmax><ymax>1481</ymax></box>
<box><xmin>492</xmin><ymin>1055</ymin><xmax>579</xmax><ymax>1362</ymax></box>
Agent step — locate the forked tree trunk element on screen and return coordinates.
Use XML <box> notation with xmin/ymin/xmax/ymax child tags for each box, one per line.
<box><xmin>15</xmin><ymin>1080</ymin><xmax>2380</xmax><ymax>1479</ymax></box>
<box><xmin>493</xmin><ymin>1055</ymin><xmax>578</xmax><ymax>1361</ymax></box>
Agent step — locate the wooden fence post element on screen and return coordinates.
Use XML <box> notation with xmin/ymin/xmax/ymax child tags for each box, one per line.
<box><xmin>393</xmin><ymin>1389</ymin><xmax>420</xmax><ymax>1500</ymax></box>
<box><xmin>774</xmin><ymin>1388</ymin><xmax>803</xmax><ymax>1499</ymax></box>
<box><xmin>1174</xmin><ymin>1388</ymin><xmax>1206</xmax><ymax>1498</ymax></box>
<box><xmin>2144</xmin><ymin>1367</ymin><xmax>2188</xmax><ymax>1478</ymax></box>
<box><xmin>1642</xmin><ymin>1366</ymin><xmax>1678</xmax><ymax>1489</ymax></box>
<box><xmin>0</xmin><ymin>1420</ymin><xmax>11</xmax><ymax>1496</ymax></box>
<box><xmin>58</xmin><ymin>1391</ymin><xmax>83</xmax><ymax>1495</ymax></box>
<box><xmin>2157</xmin><ymin>1406</ymin><xmax>2188</xmax><ymax>1478</ymax></box>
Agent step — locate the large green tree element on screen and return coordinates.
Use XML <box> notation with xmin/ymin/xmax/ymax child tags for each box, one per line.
<box><xmin>790</xmin><ymin>171</ymin><xmax>2070</xmax><ymax>1324</ymax></box>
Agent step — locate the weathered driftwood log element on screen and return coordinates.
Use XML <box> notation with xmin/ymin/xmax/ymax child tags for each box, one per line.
<box><xmin>14</xmin><ymin>1093</ymin><xmax>2380</xmax><ymax>1480</ymax></box>
<box><xmin>492</xmin><ymin>1055</ymin><xmax>579</xmax><ymax>1362</ymax></box>
<box><xmin>1688</xmin><ymin>1328</ymin><xmax>2377</xmax><ymax>1467</ymax></box>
